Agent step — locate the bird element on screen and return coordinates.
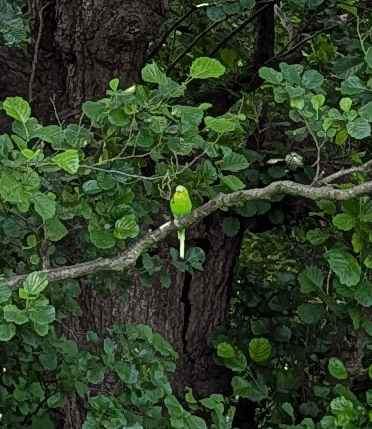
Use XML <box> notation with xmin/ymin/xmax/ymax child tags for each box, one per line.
<box><xmin>170</xmin><ymin>185</ymin><xmax>192</xmax><ymax>259</ymax></box>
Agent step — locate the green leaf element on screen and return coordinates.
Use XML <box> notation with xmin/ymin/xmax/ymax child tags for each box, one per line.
<box><xmin>306</xmin><ymin>228</ymin><xmax>328</xmax><ymax>245</ymax></box>
<box><xmin>290</xmin><ymin>97</ymin><xmax>304</xmax><ymax>110</ymax></box>
<box><xmin>3</xmin><ymin>216</ymin><xmax>26</xmax><ymax>238</ymax></box>
<box><xmin>186</xmin><ymin>247</ymin><xmax>206</xmax><ymax>270</ymax></box>
<box><xmin>27</xmin><ymin>234</ymin><xmax>38</xmax><ymax>248</ymax></box>
<box><xmin>0</xmin><ymin>172</ymin><xmax>26</xmax><ymax>203</ymax></box>
<box><xmin>258</xmin><ymin>67</ymin><xmax>283</xmax><ymax>84</ymax></box>
<box><xmin>3</xmin><ymin>96</ymin><xmax>31</xmax><ymax>123</ymax></box>
<box><xmin>340</xmin><ymin>97</ymin><xmax>352</xmax><ymax>113</ymax></box>
<box><xmin>231</xmin><ymin>376</ymin><xmax>268</xmax><ymax>401</ymax></box>
<box><xmin>248</xmin><ymin>337</ymin><xmax>271</xmax><ymax>362</ymax></box>
<box><xmin>220</xmin><ymin>174</ymin><xmax>245</xmax><ymax>190</ymax></box>
<box><xmin>282</xmin><ymin>402</ymin><xmax>295</xmax><ymax>419</ymax></box>
<box><xmin>354</xmin><ymin>281</ymin><xmax>372</xmax><ymax>307</ymax></box>
<box><xmin>235</xmin><ymin>202</ymin><xmax>257</xmax><ymax>217</ymax></box>
<box><xmin>269</xmin><ymin>210</ymin><xmax>284</xmax><ymax>224</ymax></box>
<box><xmin>3</xmin><ymin>304</ymin><xmax>29</xmax><ymax>324</ymax></box>
<box><xmin>275</xmin><ymin>325</ymin><xmax>291</xmax><ymax>342</ymax></box>
<box><xmin>82</xmin><ymin>100</ymin><xmax>106</xmax><ymax>123</ymax></box>
<box><xmin>88</xmin><ymin>224</ymin><xmax>115</xmax><ymax>249</ymax></box>
<box><xmin>358</xmin><ymin>101</ymin><xmax>372</xmax><ymax>122</ymax></box>
<box><xmin>82</xmin><ymin>180</ymin><xmax>101</xmax><ymax>194</ymax></box>
<box><xmin>314</xmin><ymin>385</ymin><xmax>331</xmax><ymax>398</ymax></box>
<box><xmin>104</xmin><ymin>338</ymin><xmax>117</xmax><ymax>357</ymax></box>
<box><xmin>204</xmin><ymin>116</ymin><xmax>235</xmax><ymax>133</ymax></box>
<box><xmin>335</xmin><ymin>127</ymin><xmax>348</xmax><ymax>145</ymax></box>
<box><xmin>35</xmin><ymin>125</ymin><xmax>65</xmax><ymax>148</ymax></box>
<box><xmin>109</xmin><ymin>78</ymin><xmax>119</xmax><ymax>91</ymax></box>
<box><xmin>220</xmin><ymin>152</ymin><xmax>249</xmax><ymax>172</ymax></box>
<box><xmin>22</xmin><ymin>271</ymin><xmax>48</xmax><ymax>295</ymax></box>
<box><xmin>0</xmin><ymin>323</ymin><xmax>16</xmax><ymax>341</ymax></box>
<box><xmin>142</xmin><ymin>253</ymin><xmax>154</xmax><ymax>270</ymax></box>
<box><xmin>365</xmin><ymin>47</ymin><xmax>372</xmax><ymax>68</ymax></box>
<box><xmin>197</xmin><ymin>160</ymin><xmax>217</xmax><ymax>185</ymax></box>
<box><xmin>114</xmin><ymin>214</ymin><xmax>139</xmax><ymax>239</ymax></box>
<box><xmin>217</xmin><ymin>342</ymin><xmax>235</xmax><ymax>358</ymax></box>
<box><xmin>328</xmin><ymin>357</ymin><xmax>348</xmax><ymax>380</ymax></box>
<box><xmin>51</xmin><ymin>149</ymin><xmax>79</xmax><ymax>174</ymax></box>
<box><xmin>299</xmin><ymin>402</ymin><xmax>319</xmax><ymax>417</ymax></box>
<box><xmin>161</xmin><ymin>273</ymin><xmax>171</xmax><ymax>288</ymax></box>
<box><xmin>332</xmin><ymin>213</ymin><xmax>354</xmax><ymax>231</ymax></box>
<box><xmin>347</xmin><ymin>118</ymin><xmax>371</xmax><ymax>139</ymax></box>
<box><xmin>39</xmin><ymin>350</ymin><xmax>57</xmax><ymax>370</ymax></box>
<box><xmin>297</xmin><ymin>303</ymin><xmax>324</xmax><ymax>324</ymax></box>
<box><xmin>139</xmin><ymin>272</ymin><xmax>154</xmax><ymax>287</ymax></box>
<box><xmin>311</xmin><ymin>94</ymin><xmax>325</xmax><ymax>111</ymax></box>
<box><xmin>47</xmin><ymin>392</ymin><xmax>66</xmax><ymax>408</ymax></box>
<box><xmin>298</xmin><ymin>266</ymin><xmax>324</xmax><ymax>293</ymax></box>
<box><xmin>185</xmin><ymin>415</ymin><xmax>207</xmax><ymax>429</ymax></box>
<box><xmin>223</xmin><ymin>349</ymin><xmax>247</xmax><ymax>372</ymax></box>
<box><xmin>29</xmin><ymin>381</ymin><xmax>45</xmax><ymax>398</ymax></box>
<box><xmin>34</xmin><ymin>323</ymin><xmax>49</xmax><ymax>336</ymax></box>
<box><xmin>341</xmin><ymin>76</ymin><xmax>367</xmax><ymax>95</ymax></box>
<box><xmin>0</xmin><ymin>282</ymin><xmax>12</xmax><ymax>303</ymax></box>
<box><xmin>115</xmin><ymin>362</ymin><xmax>138</xmax><ymax>384</ymax></box>
<box><xmin>141</xmin><ymin>62</ymin><xmax>167</xmax><ymax>85</ymax></box>
<box><xmin>31</xmin><ymin>414</ymin><xmax>55</xmax><ymax>429</ymax></box>
<box><xmin>29</xmin><ymin>305</ymin><xmax>55</xmax><ymax>325</ymax></box>
<box><xmin>251</xmin><ymin>319</ymin><xmax>269</xmax><ymax>335</ymax></box>
<box><xmin>302</xmin><ymin>70</ymin><xmax>324</xmax><ymax>89</ymax></box>
<box><xmin>330</xmin><ymin>396</ymin><xmax>353</xmax><ymax>426</ymax></box>
<box><xmin>280</xmin><ymin>62</ymin><xmax>302</xmax><ymax>85</ymax></box>
<box><xmin>222</xmin><ymin>217</ymin><xmax>240</xmax><ymax>237</ymax></box>
<box><xmin>190</xmin><ymin>57</ymin><xmax>226</xmax><ymax>79</ymax></box>
<box><xmin>360</xmin><ymin>198</ymin><xmax>372</xmax><ymax>221</ymax></box>
<box><xmin>326</xmin><ymin>249</ymin><xmax>361</xmax><ymax>287</ymax></box>
<box><xmin>45</xmin><ymin>217</ymin><xmax>68</xmax><ymax>241</ymax></box>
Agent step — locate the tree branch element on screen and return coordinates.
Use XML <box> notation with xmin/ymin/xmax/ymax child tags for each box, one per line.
<box><xmin>5</xmin><ymin>171</ymin><xmax>372</xmax><ymax>289</ymax></box>
<box><xmin>314</xmin><ymin>159</ymin><xmax>372</xmax><ymax>186</ymax></box>
<box><xmin>208</xmin><ymin>0</ymin><xmax>280</xmax><ymax>59</ymax></box>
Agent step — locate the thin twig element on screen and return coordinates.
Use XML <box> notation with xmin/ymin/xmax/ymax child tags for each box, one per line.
<box><xmin>28</xmin><ymin>2</ymin><xmax>51</xmax><ymax>103</ymax></box>
<box><xmin>208</xmin><ymin>0</ymin><xmax>280</xmax><ymax>58</ymax></box>
<box><xmin>314</xmin><ymin>159</ymin><xmax>372</xmax><ymax>186</ymax></box>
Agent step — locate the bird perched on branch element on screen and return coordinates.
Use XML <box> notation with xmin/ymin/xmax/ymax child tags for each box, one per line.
<box><xmin>170</xmin><ymin>185</ymin><xmax>192</xmax><ymax>259</ymax></box>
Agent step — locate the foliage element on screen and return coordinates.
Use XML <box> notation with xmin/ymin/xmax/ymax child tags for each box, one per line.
<box><xmin>0</xmin><ymin>0</ymin><xmax>29</xmax><ymax>49</ymax></box>
<box><xmin>0</xmin><ymin>0</ymin><xmax>372</xmax><ymax>428</ymax></box>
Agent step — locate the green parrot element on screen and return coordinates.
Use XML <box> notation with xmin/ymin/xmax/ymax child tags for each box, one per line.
<box><xmin>170</xmin><ymin>185</ymin><xmax>192</xmax><ymax>259</ymax></box>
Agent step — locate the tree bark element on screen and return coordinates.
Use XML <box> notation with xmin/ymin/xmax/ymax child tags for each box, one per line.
<box><xmin>0</xmin><ymin>1</ymin><xmax>247</xmax><ymax>427</ymax></box>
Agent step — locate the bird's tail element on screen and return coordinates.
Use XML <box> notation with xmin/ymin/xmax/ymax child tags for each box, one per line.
<box><xmin>177</xmin><ymin>228</ymin><xmax>185</xmax><ymax>259</ymax></box>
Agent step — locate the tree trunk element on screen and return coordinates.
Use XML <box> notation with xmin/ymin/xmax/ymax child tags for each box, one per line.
<box><xmin>0</xmin><ymin>1</ymin><xmax>247</xmax><ymax>427</ymax></box>
<box><xmin>0</xmin><ymin>0</ymin><xmax>169</xmax><ymax>130</ymax></box>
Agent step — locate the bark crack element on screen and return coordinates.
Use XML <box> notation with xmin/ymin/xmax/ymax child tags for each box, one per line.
<box><xmin>181</xmin><ymin>271</ymin><xmax>192</xmax><ymax>354</ymax></box>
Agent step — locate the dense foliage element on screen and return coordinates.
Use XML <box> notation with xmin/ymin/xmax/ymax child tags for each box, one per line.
<box><xmin>1</xmin><ymin>0</ymin><xmax>372</xmax><ymax>428</ymax></box>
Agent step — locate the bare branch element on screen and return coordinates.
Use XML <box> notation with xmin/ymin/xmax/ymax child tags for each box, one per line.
<box><xmin>315</xmin><ymin>159</ymin><xmax>372</xmax><ymax>186</ymax></box>
<box><xmin>5</xmin><ymin>171</ymin><xmax>372</xmax><ymax>290</ymax></box>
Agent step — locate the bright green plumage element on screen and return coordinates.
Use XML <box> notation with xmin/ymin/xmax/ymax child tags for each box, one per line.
<box><xmin>170</xmin><ymin>185</ymin><xmax>192</xmax><ymax>259</ymax></box>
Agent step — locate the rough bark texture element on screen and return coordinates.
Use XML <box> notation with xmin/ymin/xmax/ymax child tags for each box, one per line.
<box><xmin>54</xmin><ymin>210</ymin><xmax>243</xmax><ymax>426</ymax></box>
<box><xmin>0</xmin><ymin>0</ymin><xmax>168</xmax><ymax>131</ymax></box>
<box><xmin>0</xmin><ymin>1</ymin><xmax>277</xmax><ymax>427</ymax></box>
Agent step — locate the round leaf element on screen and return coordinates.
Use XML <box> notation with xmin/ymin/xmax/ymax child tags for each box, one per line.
<box><xmin>249</xmin><ymin>337</ymin><xmax>271</xmax><ymax>362</ymax></box>
<box><xmin>328</xmin><ymin>357</ymin><xmax>348</xmax><ymax>380</ymax></box>
<box><xmin>222</xmin><ymin>217</ymin><xmax>240</xmax><ymax>237</ymax></box>
<box><xmin>23</xmin><ymin>271</ymin><xmax>48</xmax><ymax>295</ymax></box>
<box><xmin>354</xmin><ymin>281</ymin><xmax>372</xmax><ymax>307</ymax></box>
<box><xmin>190</xmin><ymin>57</ymin><xmax>226</xmax><ymax>79</ymax></box>
<box><xmin>114</xmin><ymin>214</ymin><xmax>139</xmax><ymax>239</ymax></box>
<box><xmin>326</xmin><ymin>250</ymin><xmax>361</xmax><ymax>287</ymax></box>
